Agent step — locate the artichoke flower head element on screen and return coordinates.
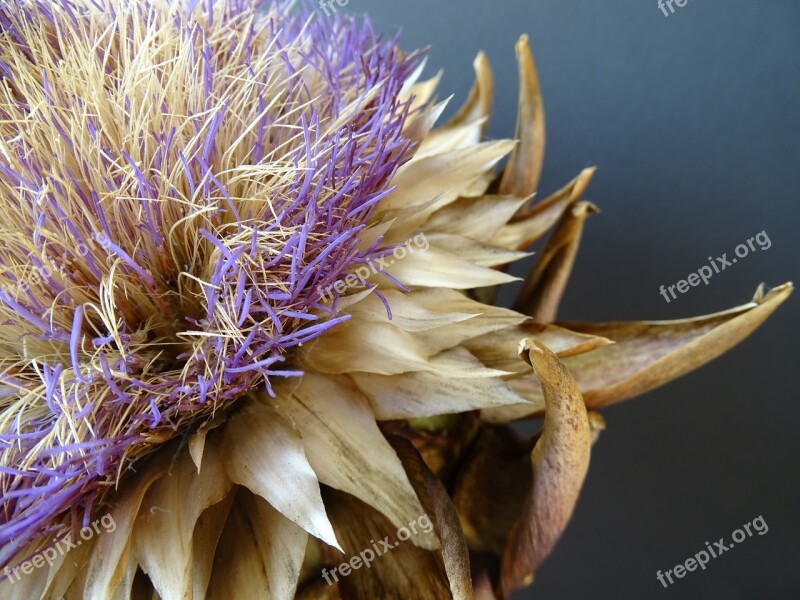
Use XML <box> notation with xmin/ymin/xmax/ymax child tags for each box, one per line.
<box><xmin>0</xmin><ymin>1</ymin><xmax>790</xmax><ymax>598</ymax></box>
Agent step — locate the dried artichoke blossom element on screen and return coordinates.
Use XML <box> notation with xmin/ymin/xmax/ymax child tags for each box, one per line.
<box><xmin>0</xmin><ymin>1</ymin><xmax>790</xmax><ymax>599</ymax></box>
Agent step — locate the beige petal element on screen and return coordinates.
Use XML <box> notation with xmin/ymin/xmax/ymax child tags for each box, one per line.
<box><xmin>206</xmin><ymin>498</ymin><xmax>269</xmax><ymax>600</ymax></box>
<box><xmin>221</xmin><ymin>399</ymin><xmax>340</xmax><ymax>550</ymax></box>
<box><xmin>491</xmin><ymin>167</ymin><xmax>595</xmax><ymax>251</ymax></box>
<box><xmin>378</xmin><ymin>141</ymin><xmax>515</xmax><ymax>215</ymax></box>
<box><xmin>399</xmin><ymin>66</ymin><xmax>442</xmax><ymax>112</ymax></box>
<box><xmin>82</xmin><ymin>452</ymin><xmax>171</xmax><ymax>600</ymax></box>
<box><xmin>0</xmin><ymin>544</ymin><xmax>52</xmax><ymax>600</ymax></box>
<box><xmin>411</xmin><ymin>290</ymin><xmax>527</xmax><ymax>352</ymax></box>
<box><xmin>275</xmin><ymin>373</ymin><xmax>437</xmax><ymax>551</ymax></box>
<box><xmin>299</xmin><ymin>320</ymin><xmax>436</xmax><ymax>375</ymax></box>
<box><xmin>419</xmin><ymin>347</ymin><xmax>512</xmax><ymax>379</ymax></box>
<box><xmin>2</xmin><ymin>539</ymin><xmax>69</xmax><ymax>600</ymax></box>
<box><xmin>411</xmin><ymin>287</ymin><xmax>525</xmax><ymax>321</ymax></box>
<box><xmin>403</xmin><ymin>99</ymin><xmax>450</xmax><ymax>146</ymax></box>
<box><xmin>497</xmin><ymin>35</ymin><xmax>545</xmax><ymax>199</ymax></box>
<box><xmin>104</xmin><ymin>547</ymin><xmax>140</xmax><ymax>600</ymax></box>
<box><xmin>416</xmin><ymin>117</ymin><xmax>485</xmax><ymax>159</ymax></box>
<box><xmin>324</xmin><ymin>84</ymin><xmax>382</xmax><ymax>136</ymax></box>
<box><xmin>483</xmin><ymin>283</ymin><xmax>793</xmax><ymax>421</ymax></box>
<box><xmin>385</xmin><ymin>244</ymin><xmax>519</xmax><ymax>289</ymax></box>
<box><xmin>354</xmin><ymin>220</ymin><xmax>394</xmax><ymax>254</ymax></box>
<box><xmin>188</xmin><ymin>430</ymin><xmax>208</xmax><ymax>472</ymax></box>
<box><xmin>461</xmin><ymin>170</ymin><xmax>499</xmax><ymax>200</ymax></box>
<box><xmin>429</xmin><ymin>233</ymin><xmax>531</xmax><ymax>268</ymax></box>
<box><xmin>297</xmin><ymin>537</ymin><xmax>328</xmax><ymax>590</ymax></box>
<box><xmin>343</xmin><ymin>288</ymin><xmax>478</xmax><ymax>332</ymax></box>
<box><xmin>191</xmin><ymin>492</ymin><xmax>235</xmax><ymax>600</ymax></box>
<box><xmin>500</xmin><ymin>339</ymin><xmax>590</xmax><ymax>597</ymax></box>
<box><xmin>474</xmin><ymin>167</ymin><xmax>594</xmax><ymax>307</ymax></box>
<box><xmin>247</xmin><ymin>491</ymin><xmax>309</xmax><ymax>600</ymax></box>
<box><xmin>354</xmin><ymin>355</ymin><xmax>528</xmax><ymax>420</ymax></box>
<box><xmin>187</xmin><ymin>414</ymin><xmax>226</xmax><ymax>472</ymax></box>
<box><xmin>304</xmin><ymin>304</ymin><xmax>517</xmax><ymax>376</ymax></box>
<box><xmin>513</xmin><ymin>201</ymin><xmax>597</xmax><ymax>321</ymax></box>
<box><xmin>398</xmin><ymin>57</ymin><xmax>429</xmax><ymax>98</ymax></box>
<box><xmin>413</xmin><ymin>323</ymin><xmax>526</xmax><ymax>361</ymax></box>
<box><xmin>423</xmin><ymin>195</ymin><xmax>528</xmax><ymax>243</ymax></box>
<box><xmin>324</xmin><ymin>285</ymin><xmax>378</xmax><ymax>312</ymax></box>
<box><xmin>47</xmin><ymin>540</ymin><xmax>94</xmax><ymax>600</ymax></box>
<box><xmin>132</xmin><ymin>440</ymin><xmax>231</xmax><ymax>600</ymax></box>
<box><xmin>414</xmin><ymin>50</ymin><xmax>493</xmax><ymax>158</ymax></box>
<box><xmin>374</xmin><ymin>197</ymin><xmax>448</xmax><ymax>245</ymax></box>
<box><xmin>442</xmin><ymin>51</ymin><xmax>493</xmax><ymax>137</ymax></box>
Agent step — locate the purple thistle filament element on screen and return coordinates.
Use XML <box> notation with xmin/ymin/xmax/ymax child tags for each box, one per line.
<box><xmin>0</xmin><ymin>0</ymin><xmax>420</xmax><ymax>565</ymax></box>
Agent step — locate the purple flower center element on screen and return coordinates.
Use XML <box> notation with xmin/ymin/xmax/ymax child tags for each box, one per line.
<box><xmin>0</xmin><ymin>0</ymin><xmax>421</xmax><ymax>565</ymax></box>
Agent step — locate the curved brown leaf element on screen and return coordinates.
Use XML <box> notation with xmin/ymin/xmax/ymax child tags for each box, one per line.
<box><xmin>565</xmin><ymin>283</ymin><xmax>793</xmax><ymax>409</ymax></box>
<box><xmin>483</xmin><ymin>283</ymin><xmax>793</xmax><ymax>421</ymax></box>
<box><xmin>500</xmin><ymin>339</ymin><xmax>590</xmax><ymax>597</ymax></box>
<box><xmin>497</xmin><ymin>35</ymin><xmax>545</xmax><ymax>198</ymax></box>
<box><xmin>380</xmin><ymin>415</ymin><xmax>480</xmax><ymax>482</ymax></box>
<box><xmin>513</xmin><ymin>201</ymin><xmax>597</xmax><ymax>321</ymax></box>
<box><xmin>389</xmin><ymin>435</ymin><xmax>474</xmax><ymax>600</ymax></box>
<box><xmin>443</xmin><ymin>52</ymin><xmax>494</xmax><ymax>137</ymax></box>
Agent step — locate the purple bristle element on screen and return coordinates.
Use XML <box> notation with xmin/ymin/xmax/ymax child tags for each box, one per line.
<box><xmin>0</xmin><ymin>0</ymin><xmax>423</xmax><ymax>567</ymax></box>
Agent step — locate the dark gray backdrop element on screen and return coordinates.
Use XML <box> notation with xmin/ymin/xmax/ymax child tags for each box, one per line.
<box><xmin>342</xmin><ymin>0</ymin><xmax>799</xmax><ymax>598</ymax></box>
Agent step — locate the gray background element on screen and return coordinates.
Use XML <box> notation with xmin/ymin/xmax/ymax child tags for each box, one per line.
<box><xmin>347</xmin><ymin>0</ymin><xmax>799</xmax><ymax>598</ymax></box>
